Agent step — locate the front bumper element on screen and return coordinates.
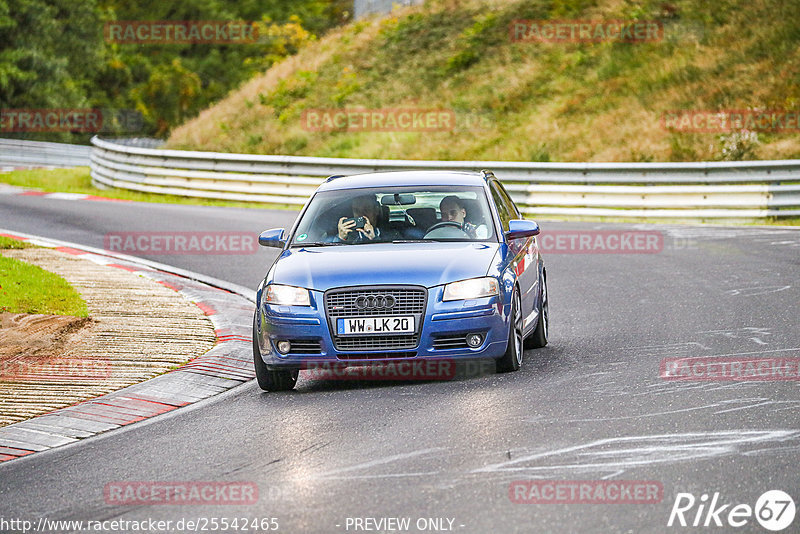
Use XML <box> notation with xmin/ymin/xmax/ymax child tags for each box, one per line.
<box><xmin>255</xmin><ymin>285</ymin><xmax>510</xmax><ymax>369</ymax></box>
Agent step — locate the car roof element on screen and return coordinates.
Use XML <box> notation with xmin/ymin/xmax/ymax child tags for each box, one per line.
<box><xmin>317</xmin><ymin>170</ymin><xmax>490</xmax><ymax>191</ymax></box>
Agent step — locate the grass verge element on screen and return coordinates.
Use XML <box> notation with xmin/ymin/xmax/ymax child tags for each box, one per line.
<box><xmin>0</xmin><ymin>244</ymin><xmax>89</xmax><ymax>317</ymax></box>
<box><xmin>0</xmin><ymin>236</ymin><xmax>35</xmax><ymax>249</ymax></box>
<box><xmin>0</xmin><ymin>167</ymin><xmax>293</xmax><ymax>210</ymax></box>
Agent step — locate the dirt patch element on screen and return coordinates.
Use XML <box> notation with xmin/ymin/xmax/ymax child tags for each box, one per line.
<box><xmin>0</xmin><ymin>312</ymin><xmax>97</xmax><ymax>381</ymax></box>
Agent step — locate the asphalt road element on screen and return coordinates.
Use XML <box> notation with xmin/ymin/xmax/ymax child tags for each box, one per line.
<box><xmin>1</xmin><ymin>193</ymin><xmax>799</xmax><ymax>533</ymax></box>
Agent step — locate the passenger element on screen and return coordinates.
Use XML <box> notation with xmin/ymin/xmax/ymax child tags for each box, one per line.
<box><xmin>336</xmin><ymin>195</ymin><xmax>399</xmax><ymax>243</ymax></box>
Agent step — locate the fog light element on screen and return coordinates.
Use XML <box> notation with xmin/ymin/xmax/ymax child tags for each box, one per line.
<box><xmin>277</xmin><ymin>340</ymin><xmax>291</xmax><ymax>354</ymax></box>
<box><xmin>466</xmin><ymin>333</ymin><xmax>483</xmax><ymax>348</ymax></box>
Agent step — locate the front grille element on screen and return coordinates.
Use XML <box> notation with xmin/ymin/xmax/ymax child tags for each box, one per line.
<box><xmin>287</xmin><ymin>339</ymin><xmax>322</xmax><ymax>354</ymax></box>
<box><xmin>325</xmin><ymin>285</ymin><xmax>427</xmax><ymax>352</ymax></box>
<box><xmin>433</xmin><ymin>335</ymin><xmax>469</xmax><ymax>350</ymax></box>
<box><xmin>338</xmin><ymin>352</ymin><xmax>417</xmax><ymax>360</ymax></box>
<box><xmin>326</xmin><ymin>286</ymin><xmax>426</xmax><ymax>317</ymax></box>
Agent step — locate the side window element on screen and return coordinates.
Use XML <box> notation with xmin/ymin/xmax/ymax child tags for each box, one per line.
<box><xmin>489</xmin><ymin>182</ymin><xmax>511</xmax><ymax>231</ymax></box>
<box><xmin>495</xmin><ymin>180</ymin><xmax>520</xmax><ymax>219</ymax></box>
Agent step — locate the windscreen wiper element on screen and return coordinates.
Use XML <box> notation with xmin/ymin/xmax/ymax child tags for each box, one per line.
<box><xmin>292</xmin><ymin>242</ymin><xmax>346</xmax><ymax>247</ymax></box>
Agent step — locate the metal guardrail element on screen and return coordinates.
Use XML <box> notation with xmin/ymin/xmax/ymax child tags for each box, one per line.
<box><xmin>354</xmin><ymin>0</ymin><xmax>424</xmax><ymax>18</ymax></box>
<box><xmin>89</xmin><ymin>136</ymin><xmax>800</xmax><ymax>218</ymax></box>
<box><xmin>0</xmin><ymin>138</ymin><xmax>91</xmax><ymax>168</ymax></box>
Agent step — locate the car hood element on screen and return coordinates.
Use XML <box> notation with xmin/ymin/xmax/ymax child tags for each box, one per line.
<box><xmin>273</xmin><ymin>242</ymin><xmax>499</xmax><ymax>291</ymax></box>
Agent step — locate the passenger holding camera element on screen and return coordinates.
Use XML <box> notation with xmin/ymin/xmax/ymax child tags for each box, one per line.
<box><xmin>338</xmin><ymin>214</ymin><xmax>374</xmax><ymax>241</ymax></box>
<box><xmin>336</xmin><ymin>195</ymin><xmax>398</xmax><ymax>243</ymax></box>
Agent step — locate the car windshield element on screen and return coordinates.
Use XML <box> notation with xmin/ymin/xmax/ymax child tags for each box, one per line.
<box><xmin>290</xmin><ymin>185</ymin><xmax>496</xmax><ymax>246</ymax></box>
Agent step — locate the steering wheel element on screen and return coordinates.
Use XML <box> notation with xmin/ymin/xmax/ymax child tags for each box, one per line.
<box><xmin>423</xmin><ymin>220</ymin><xmax>469</xmax><ymax>239</ymax></box>
<box><xmin>426</xmin><ymin>221</ymin><xmax>462</xmax><ymax>232</ymax></box>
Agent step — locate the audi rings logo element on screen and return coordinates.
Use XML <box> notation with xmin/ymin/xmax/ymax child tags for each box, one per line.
<box><xmin>354</xmin><ymin>295</ymin><xmax>397</xmax><ymax>310</ymax></box>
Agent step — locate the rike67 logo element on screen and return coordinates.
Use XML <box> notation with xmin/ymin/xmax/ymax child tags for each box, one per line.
<box><xmin>668</xmin><ymin>490</ymin><xmax>795</xmax><ymax>531</ymax></box>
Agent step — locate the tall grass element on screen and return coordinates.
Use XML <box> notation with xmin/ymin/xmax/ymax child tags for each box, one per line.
<box><xmin>167</xmin><ymin>0</ymin><xmax>800</xmax><ymax>162</ymax></box>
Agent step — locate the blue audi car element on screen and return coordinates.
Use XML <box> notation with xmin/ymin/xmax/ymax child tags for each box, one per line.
<box><xmin>253</xmin><ymin>170</ymin><xmax>548</xmax><ymax>391</ymax></box>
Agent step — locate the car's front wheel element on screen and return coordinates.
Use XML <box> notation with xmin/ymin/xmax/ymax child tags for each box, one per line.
<box><xmin>253</xmin><ymin>312</ymin><xmax>298</xmax><ymax>391</ymax></box>
<box><xmin>496</xmin><ymin>288</ymin><xmax>523</xmax><ymax>373</ymax></box>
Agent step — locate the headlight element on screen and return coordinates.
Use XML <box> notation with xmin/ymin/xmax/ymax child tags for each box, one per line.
<box><xmin>443</xmin><ymin>277</ymin><xmax>499</xmax><ymax>301</ymax></box>
<box><xmin>265</xmin><ymin>284</ymin><xmax>311</xmax><ymax>306</ymax></box>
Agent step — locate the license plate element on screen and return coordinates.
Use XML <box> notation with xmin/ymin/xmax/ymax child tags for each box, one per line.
<box><xmin>337</xmin><ymin>316</ymin><xmax>415</xmax><ymax>335</ymax></box>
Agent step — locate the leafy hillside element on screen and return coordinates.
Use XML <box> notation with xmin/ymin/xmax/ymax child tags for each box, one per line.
<box><xmin>1</xmin><ymin>0</ymin><xmax>348</xmax><ymax>140</ymax></box>
<box><xmin>167</xmin><ymin>0</ymin><xmax>800</xmax><ymax>162</ymax></box>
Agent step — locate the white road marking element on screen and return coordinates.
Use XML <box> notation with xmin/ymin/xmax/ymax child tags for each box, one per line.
<box><xmin>309</xmin><ymin>447</ymin><xmax>446</xmax><ymax>480</ymax></box>
<box><xmin>472</xmin><ymin>430</ymin><xmax>799</xmax><ymax>475</ymax></box>
<box><xmin>617</xmin><ymin>341</ymin><xmax>712</xmax><ymax>354</ymax></box>
<box><xmin>42</xmin><ymin>192</ymin><xmax>90</xmax><ymax>200</ymax></box>
<box><xmin>723</xmin><ymin>285</ymin><xmax>791</xmax><ymax>296</ymax></box>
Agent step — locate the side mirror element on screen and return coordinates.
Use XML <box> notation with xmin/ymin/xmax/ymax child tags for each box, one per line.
<box><xmin>258</xmin><ymin>228</ymin><xmax>286</xmax><ymax>248</ymax></box>
<box><xmin>505</xmin><ymin>219</ymin><xmax>540</xmax><ymax>240</ymax></box>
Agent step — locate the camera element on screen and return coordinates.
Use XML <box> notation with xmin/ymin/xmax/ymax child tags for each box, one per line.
<box><xmin>344</xmin><ymin>216</ymin><xmax>366</xmax><ymax>229</ymax></box>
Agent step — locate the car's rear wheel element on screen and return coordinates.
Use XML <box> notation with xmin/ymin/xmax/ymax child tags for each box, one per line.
<box><xmin>496</xmin><ymin>288</ymin><xmax>523</xmax><ymax>373</ymax></box>
<box><xmin>253</xmin><ymin>312</ymin><xmax>298</xmax><ymax>391</ymax></box>
<box><xmin>524</xmin><ymin>270</ymin><xmax>548</xmax><ymax>349</ymax></box>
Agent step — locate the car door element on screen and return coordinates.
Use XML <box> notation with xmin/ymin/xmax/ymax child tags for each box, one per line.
<box><xmin>490</xmin><ymin>180</ymin><xmax>538</xmax><ymax>329</ymax></box>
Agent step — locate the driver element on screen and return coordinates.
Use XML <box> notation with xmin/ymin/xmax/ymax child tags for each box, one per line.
<box><xmin>438</xmin><ymin>196</ymin><xmax>487</xmax><ymax>239</ymax></box>
<box><xmin>335</xmin><ymin>195</ymin><xmax>398</xmax><ymax>243</ymax></box>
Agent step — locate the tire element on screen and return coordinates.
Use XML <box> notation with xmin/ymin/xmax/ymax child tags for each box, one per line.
<box><xmin>524</xmin><ymin>270</ymin><xmax>548</xmax><ymax>349</ymax></box>
<box><xmin>496</xmin><ymin>288</ymin><xmax>523</xmax><ymax>373</ymax></box>
<box><xmin>253</xmin><ymin>312</ymin><xmax>298</xmax><ymax>392</ymax></box>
